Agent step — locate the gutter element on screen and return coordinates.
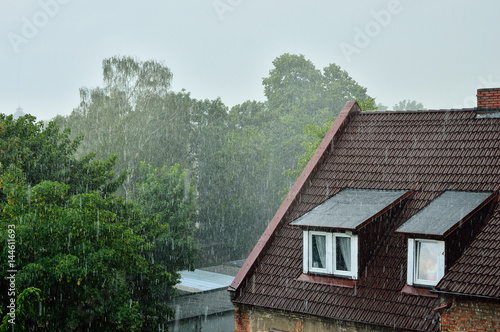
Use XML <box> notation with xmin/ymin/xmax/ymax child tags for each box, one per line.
<box><xmin>433</xmin><ymin>294</ymin><xmax>453</xmax><ymax>313</ymax></box>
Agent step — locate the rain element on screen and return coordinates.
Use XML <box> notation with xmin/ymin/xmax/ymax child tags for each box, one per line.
<box><xmin>1</xmin><ymin>1</ymin><xmax>500</xmax><ymax>331</ymax></box>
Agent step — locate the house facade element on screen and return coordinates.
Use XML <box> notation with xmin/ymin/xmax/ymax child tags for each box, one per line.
<box><xmin>229</xmin><ymin>88</ymin><xmax>500</xmax><ymax>332</ymax></box>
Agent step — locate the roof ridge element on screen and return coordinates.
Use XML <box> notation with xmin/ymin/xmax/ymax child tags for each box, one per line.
<box><xmin>228</xmin><ymin>100</ymin><xmax>361</xmax><ymax>294</ymax></box>
<box><xmin>361</xmin><ymin>108</ymin><xmax>480</xmax><ymax>114</ymax></box>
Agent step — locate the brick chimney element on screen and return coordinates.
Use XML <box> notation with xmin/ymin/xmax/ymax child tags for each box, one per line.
<box><xmin>477</xmin><ymin>88</ymin><xmax>500</xmax><ymax>109</ymax></box>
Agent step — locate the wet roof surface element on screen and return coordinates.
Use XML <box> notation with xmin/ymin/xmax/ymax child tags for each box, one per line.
<box><xmin>396</xmin><ymin>191</ymin><xmax>492</xmax><ymax>236</ymax></box>
<box><xmin>176</xmin><ymin>269</ymin><xmax>236</xmax><ymax>293</ymax></box>
<box><xmin>290</xmin><ymin>188</ymin><xmax>407</xmax><ymax>230</ymax></box>
<box><xmin>166</xmin><ymin>261</ymin><xmax>244</xmax><ymax>322</ymax></box>
<box><xmin>232</xmin><ymin>108</ymin><xmax>500</xmax><ymax>331</ymax></box>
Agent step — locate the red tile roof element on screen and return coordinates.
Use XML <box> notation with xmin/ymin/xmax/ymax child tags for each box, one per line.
<box><xmin>230</xmin><ymin>103</ymin><xmax>500</xmax><ymax>331</ymax></box>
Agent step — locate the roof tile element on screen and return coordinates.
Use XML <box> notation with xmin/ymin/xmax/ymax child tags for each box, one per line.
<box><xmin>233</xmin><ymin>109</ymin><xmax>500</xmax><ymax>331</ymax></box>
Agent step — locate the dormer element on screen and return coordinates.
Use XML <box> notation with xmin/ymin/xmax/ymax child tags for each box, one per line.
<box><xmin>291</xmin><ymin>188</ymin><xmax>412</xmax><ymax>282</ymax></box>
<box><xmin>396</xmin><ymin>191</ymin><xmax>496</xmax><ymax>288</ymax></box>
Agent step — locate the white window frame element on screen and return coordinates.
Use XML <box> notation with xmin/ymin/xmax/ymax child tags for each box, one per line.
<box><xmin>303</xmin><ymin>231</ymin><xmax>358</xmax><ymax>279</ymax></box>
<box><xmin>333</xmin><ymin>233</ymin><xmax>357</xmax><ymax>277</ymax></box>
<box><xmin>407</xmin><ymin>238</ymin><xmax>445</xmax><ymax>287</ymax></box>
<box><xmin>304</xmin><ymin>231</ymin><xmax>332</xmax><ymax>274</ymax></box>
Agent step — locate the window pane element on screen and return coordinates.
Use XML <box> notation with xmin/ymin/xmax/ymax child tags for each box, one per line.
<box><xmin>311</xmin><ymin>234</ymin><xmax>326</xmax><ymax>269</ymax></box>
<box><xmin>416</xmin><ymin>241</ymin><xmax>439</xmax><ymax>281</ymax></box>
<box><xmin>336</xmin><ymin>236</ymin><xmax>351</xmax><ymax>272</ymax></box>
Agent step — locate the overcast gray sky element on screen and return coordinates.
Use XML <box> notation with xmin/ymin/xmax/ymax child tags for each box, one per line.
<box><xmin>1</xmin><ymin>0</ymin><xmax>500</xmax><ymax>120</ymax></box>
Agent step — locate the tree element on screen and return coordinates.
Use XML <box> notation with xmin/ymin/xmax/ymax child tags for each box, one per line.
<box><xmin>197</xmin><ymin>125</ymin><xmax>278</xmax><ymax>261</ymax></box>
<box><xmin>0</xmin><ymin>114</ymin><xmax>197</xmax><ymax>330</ymax></box>
<box><xmin>134</xmin><ymin>163</ymin><xmax>198</xmax><ymax>272</ymax></box>
<box><xmin>0</xmin><ymin>167</ymin><xmax>177</xmax><ymax>330</ymax></box>
<box><xmin>377</xmin><ymin>103</ymin><xmax>388</xmax><ymax>111</ymax></box>
<box><xmin>282</xmin><ymin>117</ymin><xmax>336</xmax><ymax>187</ymax></box>
<box><xmin>356</xmin><ymin>98</ymin><xmax>378</xmax><ymax>111</ymax></box>
<box><xmin>283</xmin><ymin>99</ymin><xmax>379</xmax><ymax>188</ymax></box>
<box><xmin>52</xmin><ymin>53</ymin><xmax>380</xmax><ymax>266</ymax></box>
<box><xmin>263</xmin><ymin>54</ymin><xmax>324</xmax><ymax>114</ymax></box>
<box><xmin>393</xmin><ymin>100</ymin><xmax>425</xmax><ymax>111</ymax></box>
<box><xmin>228</xmin><ymin>100</ymin><xmax>269</xmax><ymax>129</ymax></box>
<box><xmin>263</xmin><ymin>54</ymin><xmax>373</xmax><ymax>121</ymax></box>
<box><xmin>263</xmin><ymin>54</ymin><xmax>374</xmax><ymax>194</ymax></box>
<box><xmin>0</xmin><ymin>113</ymin><xmax>126</xmax><ymax>195</ymax></box>
<box><xmin>55</xmin><ymin>56</ymin><xmax>192</xmax><ymax>197</ymax></box>
<box><xmin>322</xmin><ymin>63</ymin><xmax>372</xmax><ymax>113</ymax></box>
<box><xmin>0</xmin><ymin>287</ymin><xmax>41</xmax><ymax>331</ymax></box>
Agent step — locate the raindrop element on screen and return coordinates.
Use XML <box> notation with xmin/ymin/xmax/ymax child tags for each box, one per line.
<box><xmin>96</xmin><ymin>210</ymin><xmax>100</xmax><ymax>241</ymax></box>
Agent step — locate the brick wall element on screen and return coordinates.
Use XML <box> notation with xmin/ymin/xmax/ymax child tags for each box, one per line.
<box><xmin>440</xmin><ymin>296</ymin><xmax>499</xmax><ymax>332</ymax></box>
<box><xmin>477</xmin><ymin>88</ymin><xmax>500</xmax><ymax>109</ymax></box>
<box><xmin>234</xmin><ymin>305</ymin><xmax>251</xmax><ymax>332</ymax></box>
<box><xmin>233</xmin><ymin>304</ymin><xmax>397</xmax><ymax>332</ymax></box>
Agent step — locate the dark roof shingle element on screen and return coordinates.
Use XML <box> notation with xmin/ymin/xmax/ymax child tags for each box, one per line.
<box><xmin>231</xmin><ymin>106</ymin><xmax>500</xmax><ymax>331</ymax></box>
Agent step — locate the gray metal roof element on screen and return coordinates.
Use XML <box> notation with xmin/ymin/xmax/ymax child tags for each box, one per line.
<box><xmin>396</xmin><ymin>191</ymin><xmax>492</xmax><ymax>236</ymax></box>
<box><xmin>175</xmin><ymin>269</ymin><xmax>236</xmax><ymax>293</ymax></box>
<box><xmin>290</xmin><ymin>188</ymin><xmax>408</xmax><ymax>230</ymax></box>
<box><xmin>167</xmin><ymin>289</ymin><xmax>234</xmax><ymax>322</ymax></box>
<box><xmin>166</xmin><ymin>261</ymin><xmax>244</xmax><ymax>323</ymax></box>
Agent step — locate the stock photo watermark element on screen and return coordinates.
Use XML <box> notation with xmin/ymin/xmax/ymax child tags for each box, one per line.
<box><xmin>340</xmin><ymin>0</ymin><xmax>410</xmax><ymax>64</ymax></box>
<box><xmin>8</xmin><ymin>0</ymin><xmax>72</xmax><ymax>53</ymax></box>
<box><xmin>213</xmin><ymin>0</ymin><xmax>244</xmax><ymax>21</ymax></box>
<box><xmin>6</xmin><ymin>224</ymin><xmax>17</xmax><ymax>325</ymax></box>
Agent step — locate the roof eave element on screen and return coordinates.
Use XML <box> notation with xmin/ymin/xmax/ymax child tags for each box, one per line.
<box><xmin>430</xmin><ymin>288</ymin><xmax>500</xmax><ymax>301</ymax></box>
<box><xmin>228</xmin><ymin>100</ymin><xmax>361</xmax><ymax>294</ymax></box>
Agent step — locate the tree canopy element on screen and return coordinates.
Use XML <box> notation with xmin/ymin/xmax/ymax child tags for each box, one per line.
<box><xmin>0</xmin><ymin>113</ymin><xmax>126</xmax><ymax>196</ymax></box>
<box><xmin>393</xmin><ymin>99</ymin><xmax>425</xmax><ymax>111</ymax></box>
<box><xmin>0</xmin><ymin>114</ymin><xmax>197</xmax><ymax>330</ymax></box>
<box><xmin>54</xmin><ymin>53</ymin><xmax>377</xmax><ymax>265</ymax></box>
<box><xmin>55</xmin><ymin>56</ymin><xmax>192</xmax><ymax>198</ymax></box>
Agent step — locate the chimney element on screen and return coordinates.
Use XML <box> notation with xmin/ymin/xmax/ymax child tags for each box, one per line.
<box><xmin>477</xmin><ymin>88</ymin><xmax>500</xmax><ymax>109</ymax></box>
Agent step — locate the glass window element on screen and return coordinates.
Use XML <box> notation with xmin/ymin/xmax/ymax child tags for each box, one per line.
<box><xmin>407</xmin><ymin>238</ymin><xmax>444</xmax><ymax>287</ymax></box>
<box><xmin>415</xmin><ymin>240</ymin><xmax>439</xmax><ymax>282</ymax></box>
<box><xmin>311</xmin><ymin>234</ymin><xmax>327</xmax><ymax>269</ymax></box>
<box><xmin>304</xmin><ymin>231</ymin><xmax>357</xmax><ymax>279</ymax></box>
<box><xmin>335</xmin><ymin>236</ymin><xmax>351</xmax><ymax>272</ymax></box>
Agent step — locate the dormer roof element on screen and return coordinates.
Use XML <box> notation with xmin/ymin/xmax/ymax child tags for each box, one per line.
<box><xmin>396</xmin><ymin>191</ymin><xmax>495</xmax><ymax>237</ymax></box>
<box><xmin>291</xmin><ymin>188</ymin><xmax>408</xmax><ymax>231</ymax></box>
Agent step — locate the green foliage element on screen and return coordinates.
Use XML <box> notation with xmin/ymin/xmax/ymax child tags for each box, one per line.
<box><xmin>263</xmin><ymin>54</ymin><xmax>373</xmax><ymax>200</ymax></box>
<box><xmin>0</xmin><ymin>113</ymin><xmax>78</xmax><ymax>187</ymax></box>
<box><xmin>0</xmin><ymin>169</ymin><xmax>177</xmax><ymax>330</ymax></box>
<box><xmin>282</xmin><ymin>98</ymin><xmax>378</xmax><ymax>193</ymax></box>
<box><xmin>55</xmin><ymin>56</ymin><xmax>190</xmax><ymax>197</ymax></box>
<box><xmin>393</xmin><ymin>99</ymin><xmax>425</xmax><ymax>111</ymax></box>
<box><xmin>263</xmin><ymin>54</ymin><xmax>324</xmax><ymax>113</ymax></box>
<box><xmin>282</xmin><ymin>117</ymin><xmax>336</xmax><ymax>185</ymax></box>
<box><xmin>53</xmin><ymin>53</ymin><xmax>376</xmax><ymax>266</ymax></box>
<box><xmin>0</xmin><ymin>114</ymin><xmax>126</xmax><ymax>196</ymax></box>
<box><xmin>0</xmin><ymin>113</ymin><xmax>193</xmax><ymax>330</ymax></box>
<box><xmin>134</xmin><ymin>163</ymin><xmax>198</xmax><ymax>272</ymax></box>
<box><xmin>357</xmin><ymin>97</ymin><xmax>378</xmax><ymax>111</ymax></box>
<box><xmin>376</xmin><ymin>103</ymin><xmax>389</xmax><ymax>111</ymax></box>
<box><xmin>228</xmin><ymin>100</ymin><xmax>269</xmax><ymax>129</ymax></box>
<box><xmin>0</xmin><ymin>287</ymin><xmax>41</xmax><ymax>331</ymax></box>
<box><xmin>322</xmin><ymin>63</ymin><xmax>372</xmax><ymax>111</ymax></box>
<box><xmin>197</xmin><ymin>125</ymin><xmax>277</xmax><ymax>261</ymax></box>
<box><xmin>263</xmin><ymin>53</ymin><xmax>372</xmax><ymax>121</ymax></box>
